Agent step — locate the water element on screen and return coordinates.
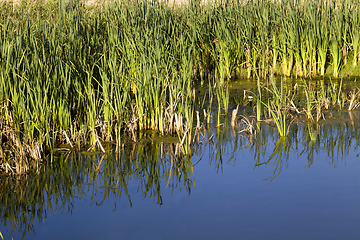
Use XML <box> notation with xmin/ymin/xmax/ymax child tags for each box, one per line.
<box><xmin>1</xmin><ymin>112</ymin><xmax>360</xmax><ymax>240</ymax></box>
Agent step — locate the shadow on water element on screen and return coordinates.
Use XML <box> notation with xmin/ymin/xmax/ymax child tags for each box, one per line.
<box><xmin>1</xmin><ymin>110</ymin><xmax>360</xmax><ymax>238</ymax></box>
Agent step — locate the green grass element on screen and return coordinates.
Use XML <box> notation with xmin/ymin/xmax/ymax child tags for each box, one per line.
<box><xmin>258</xmin><ymin>77</ymin><xmax>292</xmax><ymax>137</ymax></box>
<box><xmin>1</xmin><ymin>0</ymin><xmax>360</xmax><ymax>174</ymax></box>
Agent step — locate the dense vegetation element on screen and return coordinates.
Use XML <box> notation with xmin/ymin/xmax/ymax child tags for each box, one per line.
<box><xmin>0</xmin><ymin>0</ymin><xmax>360</xmax><ymax>174</ymax></box>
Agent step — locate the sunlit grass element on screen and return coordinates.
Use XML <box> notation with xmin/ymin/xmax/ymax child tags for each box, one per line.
<box><xmin>1</xmin><ymin>0</ymin><xmax>360</xmax><ymax>174</ymax></box>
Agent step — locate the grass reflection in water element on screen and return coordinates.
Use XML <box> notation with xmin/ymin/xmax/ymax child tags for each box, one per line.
<box><xmin>3</xmin><ymin>110</ymin><xmax>360</xmax><ymax>238</ymax></box>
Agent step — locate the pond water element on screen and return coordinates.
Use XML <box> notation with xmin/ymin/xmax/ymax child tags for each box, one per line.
<box><xmin>1</xmin><ymin>108</ymin><xmax>360</xmax><ymax>240</ymax></box>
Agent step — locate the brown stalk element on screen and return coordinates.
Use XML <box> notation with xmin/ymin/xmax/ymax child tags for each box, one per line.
<box><xmin>231</xmin><ymin>105</ymin><xmax>239</xmax><ymax>128</ymax></box>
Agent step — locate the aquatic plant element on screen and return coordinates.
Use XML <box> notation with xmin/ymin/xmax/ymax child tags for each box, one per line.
<box><xmin>260</xmin><ymin>78</ymin><xmax>291</xmax><ymax>137</ymax></box>
<box><xmin>238</xmin><ymin>115</ymin><xmax>256</xmax><ymax>136</ymax></box>
<box><xmin>300</xmin><ymin>78</ymin><xmax>344</xmax><ymax>122</ymax></box>
<box><xmin>0</xmin><ymin>0</ymin><xmax>201</xmax><ymax>173</ymax></box>
<box><xmin>348</xmin><ymin>87</ymin><xmax>360</xmax><ymax>110</ymax></box>
<box><xmin>1</xmin><ymin>0</ymin><xmax>360</xmax><ymax>174</ymax></box>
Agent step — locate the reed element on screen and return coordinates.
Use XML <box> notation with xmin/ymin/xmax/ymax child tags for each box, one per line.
<box><xmin>1</xmin><ymin>0</ymin><xmax>360</xmax><ymax>174</ymax></box>
<box><xmin>303</xmin><ymin>81</ymin><xmax>316</xmax><ymax>121</ymax></box>
<box><xmin>238</xmin><ymin>115</ymin><xmax>256</xmax><ymax>136</ymax></box>
<box><xmin>348</xmin><ymin>87</ymin><xmax>360</xmax><ymax>110</ymax></box>
<box><xmin>259</xmin><ymin>78</ymin><xmax>290</xmax><ymax>137</ymax></box>
<box><xmin>350</xmin><ymin>5</ymin><xmax>360</xmax><ymax>67</ymax></box>
<box><xmin>300</xmin><ymin>78</ymin><xmax>344</xmax><ymax>122</ymax></box>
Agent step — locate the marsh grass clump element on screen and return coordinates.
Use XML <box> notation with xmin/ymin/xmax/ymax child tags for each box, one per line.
<box><xmin>1</xmin><ymin>0</ymin><xmax>360</xmax><ymax>174</ymax></box>
<box><xmin>0</xmin><ymin>106</ymin><xmax>45</xmax><ymax>174</ymax></box>
<box><xmin>238</xmin><ymin>115</ymin><xmax>257</xmax><ymax>136</ymax></box>
<box><xmin>243</xmin><ymin>76</ymin><xmax>360</xmax><ymax>140</ymax></box>
<box><xmin>0</xmin><ymin>0</ymin><xmax>201</xmax><ymax>173</ymax></box>
<box><xmin>261</xmin><ymin>78</ymin><xmax>292</xmax><ymax>136</ymax></box>
<box><xmin>348</xmin><ymin>87</ymin><xmax>360</xmax><ymax>110</ymax></box>
<box><xmin>300</xmin><ymin>79</ymin><xmax>346</xmax><ymax>121</ymax></box>
<box><xmin>248</xmin><ymin>77</ymin><xmax>295</xmax><ymax>137</ymax></box>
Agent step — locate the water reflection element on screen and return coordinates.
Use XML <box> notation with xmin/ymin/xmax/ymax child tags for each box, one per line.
<box><xmin>205</xmin><ymin>110</ymin><xmax>360</xmax><ymax>180</ymax></box>
<box><xmin>1</xmin><ymin>110</ymin><xmax>360</xmax><ymax>238</ymax></box>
